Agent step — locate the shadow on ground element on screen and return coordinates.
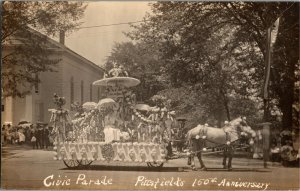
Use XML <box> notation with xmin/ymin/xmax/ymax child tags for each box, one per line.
<box><xmin>1</xmin><ymin>149</ymin><xmax>17</xmax><ymax>158</ymax></box>
<box><xmin>203</xmin><ymin>167</ymin><xmax>272</xmax><ymax>173</ymax></box>
<box><xmin>61</xmin><ymin>164</ymin><xmax>184</xmax><ymax>172</ymax></box>
<box><xmin>60</xmin><ymin>164</ymin><xmax>270</xmax><ymax>173</ymax></box>
<box><xmin>2</xmin><ymin>144</ymin><xmax>52</xmax><ymax>159</ymax></box>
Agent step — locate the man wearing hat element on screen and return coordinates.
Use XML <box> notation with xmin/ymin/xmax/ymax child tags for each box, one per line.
<box><xmin>223</xmin><ymin>120</ymin><xmax>233</xmax><ymax>170</ymax></box>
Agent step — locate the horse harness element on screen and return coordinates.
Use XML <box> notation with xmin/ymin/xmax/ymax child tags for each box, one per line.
<box><xmin>189</xmin><ymin>125</ymin><xmax>242</xmax><ymax>156</ymax></box>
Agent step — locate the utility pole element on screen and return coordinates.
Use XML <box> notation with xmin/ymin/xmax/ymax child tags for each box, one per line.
<box><xmin>263</xmin><ymin>27</ymin><xmax>272</xmax><ymax>122</ymax></box>
<box><xmin>261</xmin><ymin>26</ymin><xmax>272</xmax><ymax>168</ymax></box>
<box><xmin>263</xmin><ymin>17</ymin><xmax>280</xmax><ymax>121</ymax></box>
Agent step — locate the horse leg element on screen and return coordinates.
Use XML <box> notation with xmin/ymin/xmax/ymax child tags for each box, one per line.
<box><xmin>227</xmin><ymin>147</ymin><xmax>233</xmax><ymax>171</ymax></box>
<box><xmin>222</xmin><ymin>149</ymin><xmax>227</xmax><ymax>169</ymax></box>
<box><xmin>189</xmin><ymin>139</ymin><xmax>197</xmax><ymax>170</ymax></box>
<box><xmin>197</xmin><ymin>152</ymin><xmax>206</xmax><ymax>170</ymax></box>
<box><xmin>228</xmin><ymin>157</ymin><xmax>233</xmax><ymax>170</ymax></box>
<box><xmin>166</xmin><ymin>142</ymin><xmax>172</xmax><ymax>157</ymax></box>
<box><xmin>187</xmin><ymin>155</ymin><xmax>192</xmax><ymax>165</ymax></box>
<box><xmin>190</xmin><ymin>154</ymin><xmax>197</xmax><ymax>171</ymax></box>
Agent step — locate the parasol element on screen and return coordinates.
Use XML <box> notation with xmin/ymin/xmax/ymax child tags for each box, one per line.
<box><xmin>82</xmin><ymin>102</ymin><xmax>97</xmax><ymax>111</ymax></box>
<box><xmin>93</xmin><ymin>77</ymin><xmax>140</xmax><ymax>87</ymax></box>
<box><xmin>176</xmin><ymin>117</ymin><xmax>188</xmax><ymax>122</ymax></box>
<box><xmin>48</xmin><ymin>109</ymin><xmax>56</xmax><ymax>112</ymax></box>
<box><xmin>97</xmin><ymin>98</ymin><xmax>117</xmax><ymax>110</ymax></box>
<box><xmin>18</xmin><ymin>121</ymin><xmax>31</xmax><ymax>128</ymax></box>
<box><xmin>18</xmin><ymin>120</ymin><xmax>30</xmax><ymax>125</ymax></box>
<box><xmin>280</xmin><ymin>130</ymin><xmax>292</xmax><ymax>136</ymax></box>
<box><xmin>133</xmin><ymin>104</ymin><xmax>151</xmax><ymax>111</ymax></box>
<box><xmin>4</xmin><ymin>122</ymin><xmax>12</xmax><ymax>125</ymax></box>
<box><xmin>18</xmin><ymin>123</ymin><xmax>32</xmax><ymax>128</ymax></box>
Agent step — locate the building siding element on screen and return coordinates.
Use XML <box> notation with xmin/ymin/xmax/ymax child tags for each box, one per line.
<box><xmin>61</xmin><ymin>53</ymin><xmax>103</xmax><ymax>110</ymax></box>
<box><xmin>36</xmin><ymin>54</ymin><xmax>64</xmax><ymax>123</ymax></box>
<box><xmin>2</xmin><ymin>45</ymin><xmax>104</xmax><ymax>126</ymax></box>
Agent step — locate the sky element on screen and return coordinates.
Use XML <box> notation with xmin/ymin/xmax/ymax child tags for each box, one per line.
<box><xmin>64</xmin><ymin>2</ymin><xmax>151</xmax><ymax>67</ymax></box>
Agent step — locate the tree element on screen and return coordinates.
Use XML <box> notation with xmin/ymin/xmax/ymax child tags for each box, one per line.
<box><xmin>126</xmin><ymin>2</ymin><xmax>264</xmax><ymax>127</ymax></box>
<box><xmin>127</xmin><ymin>2</ymin><xmax>299</xmax><ymax>129</ymax></box>
<box><xmin>210</xmin><ymin>2</ymin><xmax>299</xmax><ymax>129</ymax></box>
<box><xmin>270</xmin><ymin>3</ymin><xmax>299</xmax><ymax>129</ymax></box>
<box><xmin>1</xmin><ymin>1</ymin><xmax>86</xmax><ymax>97</ymax></box>
<box><xmin>105</xmin><ymin>42</ymin><xmax>167</xmax><ymax>101</ymax></box>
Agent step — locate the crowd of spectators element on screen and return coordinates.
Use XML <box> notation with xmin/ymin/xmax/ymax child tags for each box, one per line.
<box><xmin>1</xmin><ymin>122</ymin><xmax>53</xmax><ymax>150</ymax></box>
<box><xmin>269</xmin><ymin>129</ymin><xmax>299</xmax><ymax>167</ymax></box>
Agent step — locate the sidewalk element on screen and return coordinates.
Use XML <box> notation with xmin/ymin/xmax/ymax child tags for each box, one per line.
<box><xmin>2</xmin><ymin>143</ymin><xmax>32</xmax><ymax>149</ymax></box>
<box><xmin>166</xmin><ymin>151</ymin><xmax>282</xmax><ymax>169</ymax></box>
<box><xmin>1</xmin><ymin>143</ymin><xmax>54</xmax><ymax>158</ymax></box>
<box><xmin>2</xmin><ymin>143</ymin><xmax>53</xmax><ymax>150</ymax></box>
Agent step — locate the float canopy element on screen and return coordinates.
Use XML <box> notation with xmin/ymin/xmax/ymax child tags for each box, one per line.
<box><xmin>93</xmin><ymin>77</ymin><xmax>140</xmax><ymax>87</ymax></box>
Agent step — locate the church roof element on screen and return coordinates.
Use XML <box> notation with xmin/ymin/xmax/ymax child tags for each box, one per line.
<box><xmin>4</xmin><ymin>27</ymin><xmax>106</xmax><ymax>72</ymax></box>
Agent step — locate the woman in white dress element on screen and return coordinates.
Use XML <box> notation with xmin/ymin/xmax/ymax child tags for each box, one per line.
<box><xmin>103</xmin><ymin>108</ymin><xmax>122</xmax><ymax>143</ymax></box>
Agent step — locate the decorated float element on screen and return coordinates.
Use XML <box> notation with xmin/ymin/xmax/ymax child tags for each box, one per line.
<box><xmin>49</xmin><ymin>64</ymin><xmax>177</xmax><ymax>168</ymax></box>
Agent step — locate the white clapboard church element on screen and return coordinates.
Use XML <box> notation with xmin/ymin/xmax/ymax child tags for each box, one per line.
<box><xmin>2</xmin><ymin>29</ymin><xmax>105</xmax><ymax>126</ymax></box>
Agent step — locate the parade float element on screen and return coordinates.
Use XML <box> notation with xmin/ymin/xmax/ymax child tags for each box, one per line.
<box><xmin>49</xmin><ymin>64</ymin><xmax>177</xmax><ymax>168</ymax></box>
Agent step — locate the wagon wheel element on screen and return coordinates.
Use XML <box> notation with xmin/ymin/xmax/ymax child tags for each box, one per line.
<box><xmin>63</xmin><ymin>159</ymin><xmax>81</xmax><ymax>168</ymax></box>
<box><xmin>78</xmin><ymin>159</ymin><xmax>93</xmax><ymax>167</ymax></box>
<box><xmin>147</xmin><ymin>162</ymin><xmax>164</xmax><ymax>168</ymax></box>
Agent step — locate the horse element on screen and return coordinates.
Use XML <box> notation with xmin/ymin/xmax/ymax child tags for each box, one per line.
<box><xmin>186</xmin><ymin>117</ymin><xmax>256</xmax><ymax>171</ymax></box>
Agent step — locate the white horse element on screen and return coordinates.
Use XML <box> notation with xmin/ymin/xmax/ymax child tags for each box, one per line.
<box><xmin>186</xmin><ymin>117</ymin><xmax>256</xmax><ymax>171</ymax></box>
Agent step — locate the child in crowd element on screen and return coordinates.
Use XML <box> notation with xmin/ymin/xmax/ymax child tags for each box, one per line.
<box><xmin>270</xmin><ymin>143</ymin><xmax>281</xmax><ymax>162</ymax></box>
<box><xmin>31</xmin><ymin>135</ymin><xmax>37</xmax><ymax>149</ymax></box>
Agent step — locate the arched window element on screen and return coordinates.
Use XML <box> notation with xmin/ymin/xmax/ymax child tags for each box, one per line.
<box><xmin>81</xmin><ymin>80</ymin><xmax>84</xmax><ymax>104</ymax></box>
<box><xmin>90</xmin><ymin>84</ymin><xmax>93</xmax><ymax>101</ymax></box>
<box><xmin>34</xmin><ymin>74</ymin><xmax>39</xmax><ymax>94</ymax></box>
<box><xmin>98</xmin><ymin>87</ymin><xmax>100</xmax><ymax>100</ymax></box>
<box><xmin>70</xmin><ymin>76</ymin><xmax>74</xmax><ymax>104</ymax></box>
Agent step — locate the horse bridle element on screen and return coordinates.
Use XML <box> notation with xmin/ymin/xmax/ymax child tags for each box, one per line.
<box><xmin>223</xmin><ymin>122</ymin><xmax>246</xmax><ymax>143</ymax></box>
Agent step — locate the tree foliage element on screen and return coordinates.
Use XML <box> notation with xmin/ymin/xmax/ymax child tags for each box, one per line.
<box><xmin>105</xmin><ymin>42</ymin><xmax>167</xmax><ymax>101</ymax></box>
<box><xmin>2</xmin><ymin>1</ymin><xmax>86</xmax><ymax>97</ymax></box>
<box><xmin>270</xmin><ymin>3</ymin><xmax>299</xmax><ymax>129</ymax></box>
<box><xmin>120</xmin><ymin>2</ymin><xmax>298</xmax><ymax>129</ymax></box>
